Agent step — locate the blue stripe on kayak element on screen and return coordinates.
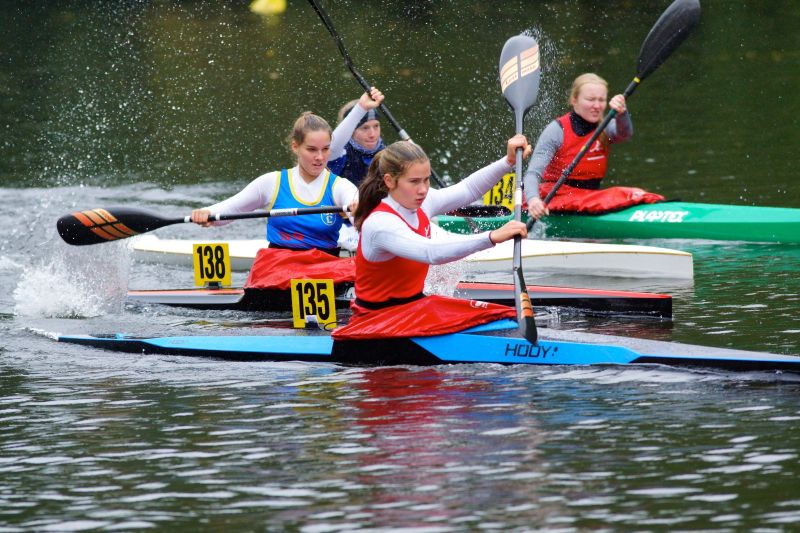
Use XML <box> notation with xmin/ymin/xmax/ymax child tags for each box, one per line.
<box><xmin>412</xmin><ymin>333</ymin><xmax>641</xmax><ymax>366</ymax></box>
<box><xmin>143</xmin><ymin>335</ymin><xmax>334</xmax><ymax>355</ymax></box>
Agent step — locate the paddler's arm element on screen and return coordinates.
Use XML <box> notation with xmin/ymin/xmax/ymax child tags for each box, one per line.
<box><xmin>362</xmin><ymin>210</ymin><xmax>526</xmax><ymax>265</ymax></box>
<box><xmin>423</xmin><ymin>134</ymin><xmax>530</xmax><ymax>216</ymax></box>
<box><xmin>191</xmin><ymin>171</ymin><xmax>278</xmax><ymax>226</ymax></box>
<box><xmin>523</xmin><ymin>120</ymin><xmax>562</xmax><ymax>219</ymax></box>
<box><xmin>604</xmin><ymin>94</ymin><xmax>633</xmax><ymax>143</ymax></box>
<box><xmin>330</xmin><ymin>88</ymin><xmax>384</xmax><ymax>159</ymax></box>
<box><xmin>331</xmin><ymin>176</ymin><xmax>359</xmax><ymax>223</ymax></box>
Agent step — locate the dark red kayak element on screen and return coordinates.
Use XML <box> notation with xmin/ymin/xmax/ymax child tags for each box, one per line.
<box><xmin>128</xmin><ymin>281</ymin><xmax>671</xmax><ymax>318</ymax></box>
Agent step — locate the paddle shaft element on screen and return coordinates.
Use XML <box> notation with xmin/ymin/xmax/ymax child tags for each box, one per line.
<box><xmin>306</xmin><ymin>0</ymin><xmax>446</xmax><ymax>188</ymax></box>
<box><xmin>57</xmin><ymin>205</ymin><xmax>349</xmax><ymax>246</ymax></box>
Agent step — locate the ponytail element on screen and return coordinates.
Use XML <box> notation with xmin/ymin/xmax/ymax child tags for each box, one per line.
<box><xmin>354</xmin><ymin>141</ymin><xmax>429</xmax><ymax>231</ymax></box>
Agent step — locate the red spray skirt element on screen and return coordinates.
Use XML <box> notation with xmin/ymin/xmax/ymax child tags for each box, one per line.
<box><xmin>244</xmin><ymin>248</ymin><xmax>355</xmax><ymax>290</ymax></box>
<box><xmin>539</xmin><ymin>182</ymin><xmax>665</xmax><ymax>214</ymax></box>
<box><xmin>332</xmin><ymin>295</ymin><xmax>517</xmax><ymax>340</ymax></box>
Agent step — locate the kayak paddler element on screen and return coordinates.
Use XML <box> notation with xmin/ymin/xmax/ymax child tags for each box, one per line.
<box><xmin>524</xmin><ymin>73</ymin><xmax>664</xmax><ymax>220</ymax></box>
<box><xmin>329</xmin><ymin>87</ymin><xmax>386</xmax><ymax>188</ymax></box>
<box><xmin>190</xmin><ymin>111</ymin><xmax>360</xmax><ymax>257</ymax></box>
<box><xmin>332</xmin><ymin>136</ymin><xmax>530</xmax><ymax>340</ymax></box>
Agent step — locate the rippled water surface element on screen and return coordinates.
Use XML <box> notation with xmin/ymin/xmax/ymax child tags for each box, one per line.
<box><xmin>3</xmin><ymin>1</ymin><xmax>800</xmax><ymax>530</ymax></box>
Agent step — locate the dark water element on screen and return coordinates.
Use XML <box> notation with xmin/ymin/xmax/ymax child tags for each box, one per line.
<box><xmin>2</xmin><ymin>1</ymin><xmax>800</xmax><ymax>530</ymax></box>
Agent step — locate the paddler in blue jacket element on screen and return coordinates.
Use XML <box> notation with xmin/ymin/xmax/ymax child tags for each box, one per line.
<box><xmin>190</xmin><ymin>111</ymin><xmax>362</xmax><ymax>256</ymax></box>
<box><xmin>328</xmin><ymin>87</ymin><xmax>386</xmax><ymax>188</ymax></box>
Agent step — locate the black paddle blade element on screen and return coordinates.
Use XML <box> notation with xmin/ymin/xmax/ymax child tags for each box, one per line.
<box><xmin>499</xmin><ymin>35</ymin><xmax>541</xmax><ymax>130</ymax></box>
<box><xmin>637</xmin><ymin>0</ymin><xmax>701</xmax><ymax>80</ymax></box>
<box><xmin>57</xmin><ymin>207</ymin><xmax>180</xmax><ymax>246</ymax></box>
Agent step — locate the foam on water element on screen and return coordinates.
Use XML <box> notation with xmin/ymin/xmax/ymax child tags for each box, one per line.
<box><xmin>13</xmin><ymin>243</ymin><xmax>130</xmax><ymax>318</ymax></box>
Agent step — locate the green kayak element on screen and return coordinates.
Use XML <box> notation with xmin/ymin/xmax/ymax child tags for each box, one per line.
<box><xmin>437</xmin><ymin>202</ymin><xmax>800</xmax><ymax>243</ymax></box>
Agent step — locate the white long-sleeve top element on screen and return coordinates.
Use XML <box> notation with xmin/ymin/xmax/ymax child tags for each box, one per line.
<box><xmin>360</xmin><ymin>157</ymin><xmax>513</xmax><ymax>264</ymax></box>
<box><xmin>204</xmin><ymin>166</ymin><xmax>358</xmax><ymax>225</ymax></box>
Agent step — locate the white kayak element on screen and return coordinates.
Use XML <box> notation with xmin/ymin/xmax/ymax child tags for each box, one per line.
<box><xmin>130</xmin><ymin>233</ymin><xmax>693</xmax><ymax>280</ymax></box>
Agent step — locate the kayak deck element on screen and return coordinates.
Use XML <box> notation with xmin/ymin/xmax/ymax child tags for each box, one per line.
<box><xmin>127</xmin><ymin>281</ymin><xmax>673</xmax><ymax>318</ymax></box>
<box><xmin>436</xmin><ymin>202</ymin><xmax>800</xmax><ymax>243</ymax></box>
<box><xmin>130</xmin><ymin>234</ymin><xmax>694</xmax><ymax>279</ymax></box>
<box><xmin>58</xmin><ymin>320</ymin><xmax>800</xmax><ymax>373</ymax></box>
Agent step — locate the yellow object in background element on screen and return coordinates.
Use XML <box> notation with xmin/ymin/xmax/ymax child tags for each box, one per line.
<box><xmin>482</xmin><ymin>172</ymin><xmax>515</xmax><ymax>213</ymax></box>
<box><xmin>250</xmin><ymin>0</ymin><xmax>287</xmax><ymax>15</ymax></box>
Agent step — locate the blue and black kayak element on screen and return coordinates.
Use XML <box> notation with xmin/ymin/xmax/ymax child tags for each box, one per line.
<box><xmin>58</xmin><ymin>319</ymin><xmax>800</xmax><ymax>373</ymax></box>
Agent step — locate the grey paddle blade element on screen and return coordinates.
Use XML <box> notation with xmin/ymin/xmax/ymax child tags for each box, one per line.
<box><xmin>499</xmin><ymin>35</ymin><xmax>541</xmax><ymax>130</ymax></box>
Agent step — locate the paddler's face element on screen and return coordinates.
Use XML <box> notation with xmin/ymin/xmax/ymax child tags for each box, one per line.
<box><xmin>352</xmin><ymin>119</ymin><xmax>381</xmax><ymax>150</ymax></box>
<box><xmin>292</xmin><ymin>130</ymin><xmax>332</xmax><ymax>180</ymax></box>
<box><xmin>572</xmin><ymin>83</ymin><xmax>608</xmax><ymax>124</ymax></box>
<box><xmin>385</xmin><ymin>161</ymin><xmax>431</xmax><ymax>211</ymax></box>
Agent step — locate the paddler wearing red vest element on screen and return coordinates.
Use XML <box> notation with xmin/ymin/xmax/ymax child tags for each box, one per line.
<box><xmin>524</xmin><ymin>73</ymin><xmax>664</xmax><ymax>219</ymax></box>
<box><xmin>332</xmin><ymin>136</ymin><xmax>530</xmax><ymax>341</ymax></box>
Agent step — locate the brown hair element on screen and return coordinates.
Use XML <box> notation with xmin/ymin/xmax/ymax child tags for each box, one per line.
<box><xmin>354</xmin><ymin>141</ymin><xmax>429</xmax><ymax>231</ymax></box>
<box><xmin>287</xmin><ymin>111</ymin><xmax>332</xmax><ymax>150</ymax></box>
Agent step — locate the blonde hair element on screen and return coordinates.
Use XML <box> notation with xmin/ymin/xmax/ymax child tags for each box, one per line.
<box><xmin>354</xmin><ymin>141</ymin><xmax>429</xmax><ymax>231</ymax></box>
<box><xmin>287</xmin><ymin>111</ymin><xmax>332</xmax><ymax>147</ymax></box>
<box><xmin>568</xmin><ymin>73</ymin><xmax>608</xmax><ymax>107</ymax></box>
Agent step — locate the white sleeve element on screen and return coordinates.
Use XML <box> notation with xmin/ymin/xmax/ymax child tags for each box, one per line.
<box><xmin>205</xmin><ymin>171</ymin><xmax>279</xmax><ymax>226</ymax></box>
<box><xmin>332</xmin><ymin>176</ymin><xmax>359</xmax><ymax>223</ymax></box>
<box><xmin>330</xmin><ymin>103</ymin><xmax>367</xmax><ymax>159</ymax></box>
<box><xmin>361</xmin><ymin>211</ymin><xmax>493</xmax><ymax>264</ymax></box>
<box><xmin>422</xmin><ymin>158</ymin><xmax>512</xmax><ymax>216</ymax></box>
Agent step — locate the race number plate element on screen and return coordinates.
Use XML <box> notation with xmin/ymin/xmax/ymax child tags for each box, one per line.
<box><xmin>290</xmin><ymin>279</ymin><xmax>337</xmax><ymax>329</ymax></box>
<box><xmin>482</xmin><ymin>172</ymin><xmax>515</xmax><ymax>212</ymax></box>
<box><xmin>192</xmin><ymin>243</ymin><xmax>232</xmax><ymax>287</ymax></box>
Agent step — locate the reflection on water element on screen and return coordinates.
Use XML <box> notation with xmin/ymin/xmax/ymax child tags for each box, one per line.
<box><xmin>3</xmin><ymin>0</ymin><xmax>800</xmax><ymax>529</ymax></box>
<box><xmin>2</xmin><ymin>361</ymin><xmax>799</xmax><ymax>530</ymax></box>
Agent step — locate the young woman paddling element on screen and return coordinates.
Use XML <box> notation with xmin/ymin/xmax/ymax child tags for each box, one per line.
<box><xmin>191</xmin><ymin>112</ymin><xmax>358</xmax><ymax>256</ymax></box>
<box><xmin>329</xmin><ymin>87</ymin><xmax>386</xmax><ymax>188</ymax></box>
<box><xmin>524</xmin><ymin>73</ymin><xmax>664</xmax><ymax>219</ymax></box>
<box><xmin>332</xmin><ymin>136</ymin><xmax>530</xmax><ymax>340</ymax></box>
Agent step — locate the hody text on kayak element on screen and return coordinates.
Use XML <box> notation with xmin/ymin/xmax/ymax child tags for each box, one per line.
<box><xmin>628</xmin><ymin>209</ymin><xmax>690</xmax><ymax>223</ymax></box>
<box><xmin>504</xmin><ymin>342</ymin><xmax>559</xmax><ymax>359</ymax></box>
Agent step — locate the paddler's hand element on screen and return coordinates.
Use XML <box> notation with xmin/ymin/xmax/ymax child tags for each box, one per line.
<box><xmin>360</xmin><ymin>87</ymin><xmax>384</xmax><ymax>110</ymax></box>
<box><xmin>191</xmin><ymin>208</ymin><xmax>212</xmax><ymax>227</ymax></box>
<box><xmin>506</xmin><ymin>134</ymin><xmax>531</xmax><ymax>165</ymax></box>
<box><xmin>526</xmin><ymin>197</ymin><xmax>549</xmax><ymax>220</ymax></box>
<box><xmin>347</xmin><ymin>199</ymin><xmax>358</xmax><ymax>216</ymax></box>
<box><xmin>609</xmin><ymin>94</ymin><xmax>627</xmax><ymax>114</ymax></box>
<box><xmin>489</xmin><ymin>220</ymin><xmax>528</xmax><ymax>245</ymax></box>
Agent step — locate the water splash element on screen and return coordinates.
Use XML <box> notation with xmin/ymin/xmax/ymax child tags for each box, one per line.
<box><xmin>13</xmin><ymin>243</ymin><xmax>130</xmax><ymax>318</ymax></box>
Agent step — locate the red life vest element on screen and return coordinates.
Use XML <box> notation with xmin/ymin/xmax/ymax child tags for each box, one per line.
<box><xmin>353</xmin><ymin>202</ymin><xmax>431</xmax><ymax>304</ymax></box>
<box><xmin>542</xmin><ymin>113</ymin><xmax>608</xmax><ymax>183</ymax></box>
<box><xmin>333</xmin><ymin>202</ymin><xmax>516</xmax><ymax>341</ymax></box>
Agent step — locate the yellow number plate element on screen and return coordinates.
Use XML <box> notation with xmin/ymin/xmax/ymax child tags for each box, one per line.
<box><xmin>192</xmin><ymin>243</ymin><xmax>232</xmax><ymax>287</ymax></box>
<box><xmin>482</xmin><ymin>172</ymin><xmax>515</xmax><ymax>212</ymax></box>
<box><xmin>290</xmin><ymin>279</ymin><xmax>337</xmax><ymax>330</ymax></box>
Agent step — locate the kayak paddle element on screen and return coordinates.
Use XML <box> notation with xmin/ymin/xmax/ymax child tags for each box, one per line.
<box><xmin>541</xmin><ymin>0</ymin><xmax>701</xmax><ymax>209</ymax></box>
<box><xmin>57</xmin><ymin>205</ymin><xmax>349</xmax><ymax>246</ymax></box>
<box><xmin>306</xmin><ymin>0</ymin><xmax>446</xmax><ymax>188</ymax></box>
<box><xmin>499</xmin><ymin>34</ymin><xmax>541</xmax><ymax>345</ymax></box>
